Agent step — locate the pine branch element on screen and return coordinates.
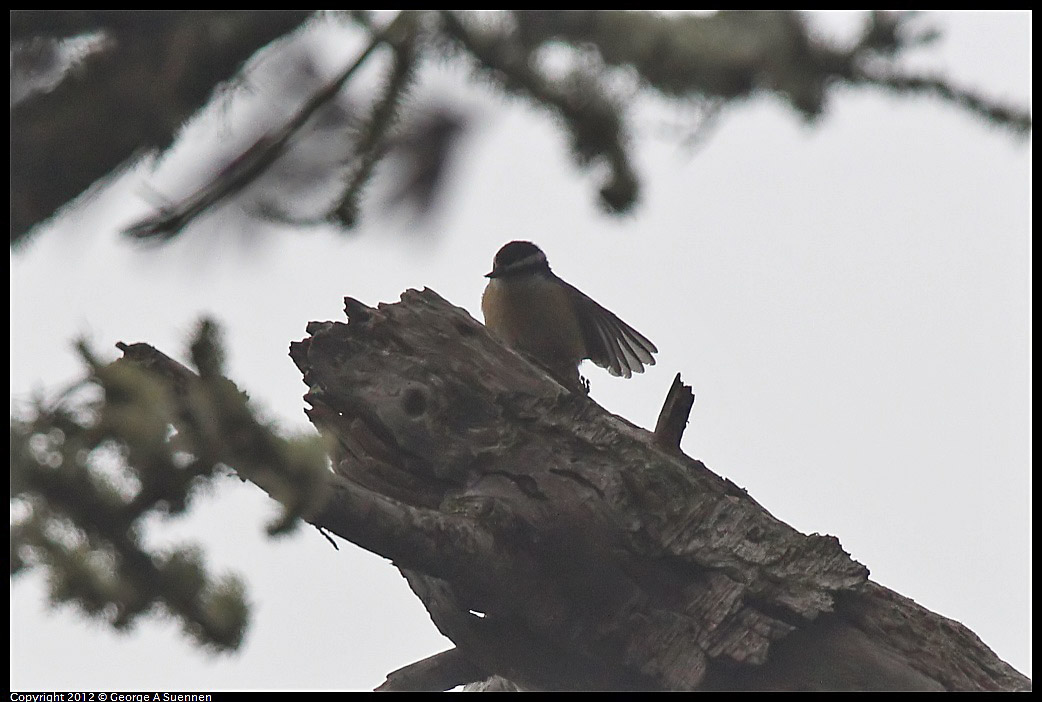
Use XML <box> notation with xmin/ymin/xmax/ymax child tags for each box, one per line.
<box><xmin>853</xmin><ymin>65</ymin><xmax>1032</xmax><ymax>134</ymax></box>
<box><xmin>123</xmin><ymin>13</ymin><xmax>413</xmax><ymax>241</ymax></box>
<box><xmin>331</xmin><ymin>15</ymin><xmax>421</xmax><ymax>227</ymax></box>
<box><xmin>11</xmin><ymin>321</ymin><xmax>331</xmax><ymax>650</ymax></box>
<box><xmin>10</xmin><ymin>11</ymin><xmax>314</xmax><ymax>246</ymax></box>
<box><xmin>439</xmin><ymin>10</ymin><xmax>639</xmax><ymax>213</ymax></box>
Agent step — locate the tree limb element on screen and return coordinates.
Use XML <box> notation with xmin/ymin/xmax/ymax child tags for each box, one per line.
<box><xmin>375</xmin><ymin>647</ymin><xmax>487</xmax><ymax>692</ymax></box>
<box><xmin>284</xmin><ymin>288</ymin><xmax>1029</xmax><ymax>691</ymax></box>
<box><xmin>104</xmin><ymin>290</ymin><xmax>1029</xmax><ymax>689</ymax></box>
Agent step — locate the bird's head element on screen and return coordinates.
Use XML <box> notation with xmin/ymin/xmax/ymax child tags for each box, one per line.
<box><xmin>486</xmin><ymin>241</ymin><xmax>551</xmax><ymax>279</ymax></box>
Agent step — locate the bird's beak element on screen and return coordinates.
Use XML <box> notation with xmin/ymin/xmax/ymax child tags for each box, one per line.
<box><xmin>484</xmin><ymin>268</ymin><xmax>497</xmax><ymax>278</ymax></box>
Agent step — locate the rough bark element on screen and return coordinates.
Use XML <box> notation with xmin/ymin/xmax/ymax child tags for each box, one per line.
<box><xmin>288</xmin><ymin>288</ymin><xmax>1029</xmax><ymax>691</ymax></box>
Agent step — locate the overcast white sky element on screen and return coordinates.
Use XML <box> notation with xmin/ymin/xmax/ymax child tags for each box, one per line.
<box><xmin>11</xmin><ymin>11</ymin><xmax>1031</xmax><ymax>691</ymax></box>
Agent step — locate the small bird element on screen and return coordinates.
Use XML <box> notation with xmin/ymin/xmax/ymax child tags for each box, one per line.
<box><xmin>481</xmin><ymin>241</ymin><xmax>657</xmax><ymax>388</ymax></box>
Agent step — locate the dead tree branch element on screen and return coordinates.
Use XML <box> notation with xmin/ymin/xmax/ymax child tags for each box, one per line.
<box><xmin>376</xmin><ymin>647</ymin><xmax>487</xmax><ymax>692</ymax></box>
<box><xmin>281</xmin><ymin>288</ymin><xmax>1029</xmax><ymax>691</ymax></box>
<box><xmin>653</xmin><ymin>372</ymin><xmax>695</xmax><ymax>450</ymax></box>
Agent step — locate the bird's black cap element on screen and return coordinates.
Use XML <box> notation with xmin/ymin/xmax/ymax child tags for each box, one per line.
<box><xmin>486</xmin><ymin>241</ymin><xmax>547</xmax><ymax>278</ymax></box>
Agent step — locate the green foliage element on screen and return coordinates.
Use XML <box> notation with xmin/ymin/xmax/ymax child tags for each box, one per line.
<box><xmin>11</xmin><ymin>320</ymin><xmax>332</xmax><ymax>651</ymax></box>
<box><xmin>13</xmin><ymin>11</ymin><xmax>1026</xmax><ymax>244</ymax></box>
<box><xmin>333</xmin><ymin>12</ymin><xmax>422</xmax><ymax>227</ymax></box>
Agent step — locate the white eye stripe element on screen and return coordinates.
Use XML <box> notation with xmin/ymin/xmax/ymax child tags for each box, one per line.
<box><xmin>499</xmin><ymin>252</ymin><xmax>547</xmax><ymax>272</ymax></box>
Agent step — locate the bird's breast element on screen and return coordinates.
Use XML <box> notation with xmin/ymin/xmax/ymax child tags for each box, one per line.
<box><xmin>481</xmin><ymin>278</ymin><xmax>586</xmax><ymax>367</ymax></box>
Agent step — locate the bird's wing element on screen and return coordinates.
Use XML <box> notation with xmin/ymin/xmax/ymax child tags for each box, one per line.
<box><xmin>564</xmin><ymin>281</ymin><xmax>658</xmax><ymax>378</ymax></box>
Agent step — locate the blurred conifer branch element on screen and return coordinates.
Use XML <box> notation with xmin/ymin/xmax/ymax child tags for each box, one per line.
<box><xmin>11</xmin><ymin>320</ymin><xmax>331</xmax><ymax>650</ymax></box>
<box><xmin>10</xmin><ymin>11</ymin><xmax>1030</xmax><ymax>245</ymax></box>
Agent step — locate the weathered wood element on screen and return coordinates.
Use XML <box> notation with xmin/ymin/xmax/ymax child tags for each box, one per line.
<box><xmin>375</xmin><ymin>647</ymin><xmax>486</xmax><ymax>692</ymax></box>
<box><xmin>653</xmin><ymin>372</ymin><xmax>694</xmax><ymax>450</ymax></box>
<box><xmin>287</xmin><ymin>288</ymin><xmax>1030</xmax><ymax>691</ymax></box>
